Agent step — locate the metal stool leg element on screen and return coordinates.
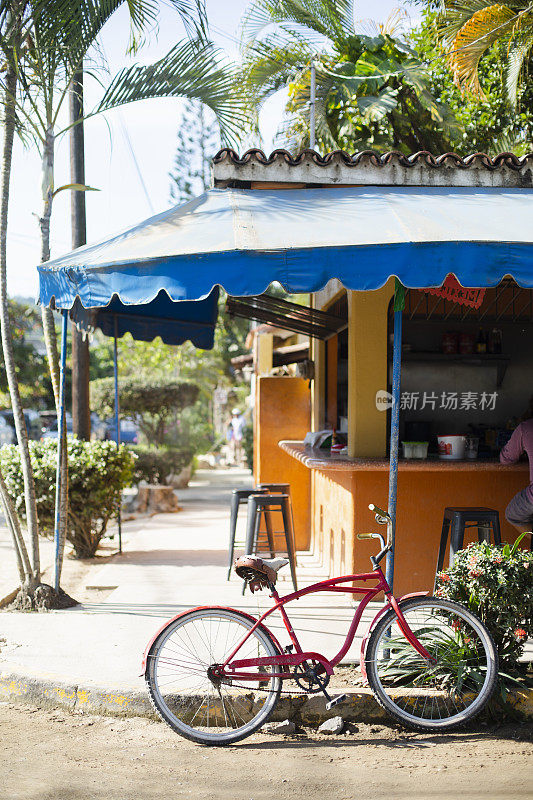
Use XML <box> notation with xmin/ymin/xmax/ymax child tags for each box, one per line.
<box><xmin>492</xmin><ymin>514</ymin><xmax>502</xmax><ymax>546</ymax></box>
<box><xmin>242</xmin><ymin>496</ymin><xmax>260</xmax><ymax>595</ymax></box>
<box><xmin>227</xmin><ymin>491</ymin><xmax>240</xmax><ymax>580</ymax></box>
<box><xmin>280</xmin><ymin>496</ymin><xmax>298</xmax><ymax>591</ymax></box>
<box><xmin>434</xmin><ymin>517</ymin><xmax>450</xmax><ymax>590</ymax></box>
<box><xmin>449</xmin><ymin>515</ymin><xmax>464</xmax><ymax>567</ymax></box>
<box><xmin>477</xmin><ymin>523</ymin><xmax>491</xmax><ymax>544</ymax></box>
<box><xmin>264</xmin><ymin>506</ymin><xmax>276</xmax><ymax>558</ymax></box>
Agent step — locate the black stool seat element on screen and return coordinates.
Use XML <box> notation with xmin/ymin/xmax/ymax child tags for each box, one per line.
<box><xmin>243</xmin><ymin>493</ymin><xmax>298</xmax><ymax>593</ymax></box>
<box><xmin>434</xmin><ymin>506</ymin><xmax>501</xmax><ymax>591</ymax></box>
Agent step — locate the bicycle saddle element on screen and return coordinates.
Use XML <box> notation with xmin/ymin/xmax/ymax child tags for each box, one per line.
<box><xmin>234</xmin><ymin>555</ymin><xmax>289</xmax><ymax>591</ymax></box>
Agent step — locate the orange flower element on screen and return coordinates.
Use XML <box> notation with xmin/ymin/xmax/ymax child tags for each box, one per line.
<box><xmin>514</xmin><ymin>628</ymin><xmax>527</xmax><ymax>641</ymax></box>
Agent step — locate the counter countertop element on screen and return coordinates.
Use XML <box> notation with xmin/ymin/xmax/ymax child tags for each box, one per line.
<box><xmin>279</xmin><ymin>440</ymin><xmax>530</xmax><ymax>473</ymax></box>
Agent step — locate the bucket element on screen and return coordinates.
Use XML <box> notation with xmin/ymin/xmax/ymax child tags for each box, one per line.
<box><xmin>438</xmin><ymin>435</ymin><xmax>466</xmax><ymax>460</ymax></box>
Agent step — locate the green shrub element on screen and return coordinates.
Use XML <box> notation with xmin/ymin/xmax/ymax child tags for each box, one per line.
<box><xmin>0</xmin><ymin>439</ymin><xmax>135</xmax><ymax>559</ymax></box>
<box><xmin>435</xmin><ymin>537</ymin><xmax>533</xmax><ymax>668</ymax></box>
<box><xmin>91</xmin><ymin>378</ymin><xmax>199</xmax><ymax>446</ymax></box>
<box><xmin>131</xmin><ymin>445</ymin><xmax>194</xmax><ymax>485</ymax></box>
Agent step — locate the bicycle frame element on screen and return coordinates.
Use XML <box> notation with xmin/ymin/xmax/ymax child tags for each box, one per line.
<box><xmin>219</xmin><ymin>565</ymin><xmax>433</xmax><ymax>683</ymax></box>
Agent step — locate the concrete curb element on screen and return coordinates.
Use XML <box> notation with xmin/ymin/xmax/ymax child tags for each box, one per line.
<box><xmin>1</xmin><ymin>664</ymin><xmax>532</xmax><ymax>724</ymax></box>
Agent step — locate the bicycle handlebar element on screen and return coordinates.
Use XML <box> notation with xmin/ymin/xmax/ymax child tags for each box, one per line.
<box><xmin>369</xmin><ymin>503</ymin><xmax>391</xmax><ymax>523</ymax></box>
<box><xmin>357</xmin><ymin>504</ymin><xmax>394</xmax><ymax>567</ymax></box>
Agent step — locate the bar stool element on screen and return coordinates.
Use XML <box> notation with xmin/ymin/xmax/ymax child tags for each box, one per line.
<box><xmin>243</xmin><ymin>494</ymin><xmax>298</xmax><ymax>593</ymax></box>
<box><xmin>227</xmin><ymin>484</ymin><xmax>295</xmax><ymax>580</ymax></box>
<box><xmin>434</xmin><ymin>507</ymin><xmax>501</xmax><ymax>590</ymax></box>
<box><xmin>227</xmin><ymin>488</ymin><xmax>268</xmax><ymax>579</ymax></box>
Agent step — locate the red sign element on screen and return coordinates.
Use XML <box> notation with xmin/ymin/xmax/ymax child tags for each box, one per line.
<box><xmin>422</xmin><ymin>274</ymin><xmax>485</xmax><ymax>309</ymax></box>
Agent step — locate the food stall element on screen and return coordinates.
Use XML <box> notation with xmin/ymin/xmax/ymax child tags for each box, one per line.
<box><xmin>39</xmin><ymin>148</ymin><xmax>533</xmax><ymax>596</ymax></box>
<box><xmin>280</xmin><ymin>278</ymin><xmax>532</xmax><ymax>594</ymax></box>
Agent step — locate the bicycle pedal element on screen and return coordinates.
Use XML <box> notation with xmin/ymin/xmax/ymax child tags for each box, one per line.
<box><xmin>325</xmin><ymin>694</ymin><xmax>347</xmax><ymax>711</ymax></box>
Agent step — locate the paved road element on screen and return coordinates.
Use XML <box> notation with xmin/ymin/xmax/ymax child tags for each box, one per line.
<box><xmin>1</xmin><ymin>702</ymin><xmax>532</xmax><ymax>800</ymax></box>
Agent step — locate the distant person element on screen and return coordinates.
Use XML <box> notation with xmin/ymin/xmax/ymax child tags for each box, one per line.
<box><xmin>500</xmin><ymin>397</ymin><xmax>533</xmax><ymax>536</ymax></box>
<box><xmin>229</xmin><ymin>408</ymin><xmax>245</xmax><ymax>466</ymax></box>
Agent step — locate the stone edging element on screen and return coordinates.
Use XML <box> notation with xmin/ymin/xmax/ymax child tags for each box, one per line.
<box><xmin>1</xmin><ymin>665</ymin><xmax>532</xmax><ymax>724</ymax></box>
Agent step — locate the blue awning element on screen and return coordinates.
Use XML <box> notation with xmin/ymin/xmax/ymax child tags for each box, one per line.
<box><xmin>38</xmin><ymin>186</ymin><xmax>533</xmax><ymax>307</ymax></box>
<box><xmin>70</xmin><ymin>288</ymin><xmax>219</xmax><ymax>348</ymax></box>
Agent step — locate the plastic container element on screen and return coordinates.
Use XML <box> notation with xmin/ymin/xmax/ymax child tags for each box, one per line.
<box><xmin>438</xmin><ymin>435</ymin><xmax>466</xmax><ymax>460</ymax></box>
<box><xmin>465</xmin><ymin>435</ymin><xmax>479</xmax><ymax>459</ymax></box>
<box><xmin>402</xmin><ymin>441</ymin><xmax>429</xmax><ymax>459</ymax></box>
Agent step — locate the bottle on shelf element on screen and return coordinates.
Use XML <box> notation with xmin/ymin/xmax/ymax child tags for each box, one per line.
<box><xmin>475</xmin><ymin>327</ymin><xmax>487</xmax><ymax>354</ymax></box>
<box><xmin>488</xmin><ymin>328</ymin><xmax>503</xmax><ymax>354</ymax></box>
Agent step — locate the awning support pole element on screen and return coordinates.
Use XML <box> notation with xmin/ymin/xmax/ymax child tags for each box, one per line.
<box><xmin>310</xmin><ymin>60</ymin><xmax>316</xmax><ymax>150</ymax></box>
<box><xmin>54</xmin><ymin>309</ymin><xmax>68</xmax><ymax>592</ymax></box>
<box><xmin>386</xmin><ymin>282</ymin><xmax>404</xmax><ymax>592</ymax></box>
<box><xmin>113</xmin><ymin>316</ymin><xmax>122</xmax><ymax>554</ymax></box>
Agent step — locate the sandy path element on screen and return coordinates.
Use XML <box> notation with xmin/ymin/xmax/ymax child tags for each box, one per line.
<box><xmin>1</xmin><ymin>703</ymin><xmax>531</xmax><ymax>800</ymax></box>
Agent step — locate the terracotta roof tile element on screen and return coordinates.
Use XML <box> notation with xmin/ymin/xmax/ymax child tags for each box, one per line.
<box><xmin>214</xmin><ymin>148</ymin><xmax>533</xmax><ymax>171</ymax></box>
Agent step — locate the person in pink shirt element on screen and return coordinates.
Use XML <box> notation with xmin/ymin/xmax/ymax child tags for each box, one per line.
<box><xmin>500</xmin><ymin>405</ymin><xmax>533</xmax><ymax>536</ymax></box>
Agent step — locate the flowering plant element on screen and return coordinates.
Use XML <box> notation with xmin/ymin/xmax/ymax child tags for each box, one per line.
<box><xmin>435</xmin><ymin>535</ymin><xmax>533</xmax><ymax>667</ymax></box>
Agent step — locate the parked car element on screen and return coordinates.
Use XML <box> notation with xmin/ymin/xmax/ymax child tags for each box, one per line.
<box><xmin>91</xmin><ymin>413</ymin><xmax>109</xmax><ymax>441</ymax></box>
<box><xmin>0</xmin><ymin>414</ymin><xmax>16</xmax><ymax>445</ymax></box>
<box><xmin>104</xmin><ymin>417</ymin><xmax>139</xmax><ymax>444</ymax></box>
<box><xmin>0</xmin><ymin>409</ymin><xmax>41</xmax><ymax>440</ymax></box>
<box><xmin>40</xmin><ymin>410</ymin><xmax>73</xmax><ymax>434</ymax></box>
<box><xmin>41</xmin><ymin>418</ymin><xmax>74</xmax><ymax>440</ymax></box>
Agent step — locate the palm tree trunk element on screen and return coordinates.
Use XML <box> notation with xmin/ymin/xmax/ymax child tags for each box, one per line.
<box><xmin>0</xmin><ymin>470</ymin><xmax>32</xmax><ymax>583</ymax></box>
<box><xmin>39</xmin><ymin>125</ymin><xmax>68</xmax><ymax>584</ymax></box>
<box><xmin>40</xmin><ymin>127</ymin><xmax>60</xmax><ymax>405</ymax></box>
<box><xmin>0</xmin><ymin>61</ymin><xmax>40</xmax><ymax>586</ymax></box>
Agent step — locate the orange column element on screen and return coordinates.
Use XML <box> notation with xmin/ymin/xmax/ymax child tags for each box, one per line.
<box><xmin>255</xmin><ymin>377</ymin><xmax>311</xmax><ymax>550</ymax></box>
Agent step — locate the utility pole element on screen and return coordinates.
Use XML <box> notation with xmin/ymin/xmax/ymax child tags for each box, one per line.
<box><xmin>70</xmin><ymin>71</ymin><xmax>91</xmax><ymax>440</ymax></box>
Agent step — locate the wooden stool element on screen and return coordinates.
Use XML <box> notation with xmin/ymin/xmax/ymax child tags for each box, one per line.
<box><xmin>434</xmin><ymin>507</ymin><xmax>501</xmax><ymax>591</ymax></box>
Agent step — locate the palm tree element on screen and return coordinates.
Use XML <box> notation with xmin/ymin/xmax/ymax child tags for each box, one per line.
<box><xmin>438</xmin><ymin>1</ymin><xmax>533</xmax><ymax>106</ymax></box>
<box><xmin>0</xmin><ymin>0</ymin><xmax>246</xmax><ymax>603</ymax></box>
<box><xmin>239</xmin><ymin>0</ymin><xmax>458</xmax><ymax>153</ymax></box>
<box><xmin>0</xmin><ymin>2</ymin><xmax>43</xmax><ymax>594</ymax></box>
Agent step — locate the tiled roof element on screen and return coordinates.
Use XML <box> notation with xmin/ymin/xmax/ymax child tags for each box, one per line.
<box><xmin>213</xmin><ymin>148</ymin><xmax>533</xmax><ymax>189</ymax></box>
<box><xmin>214</xmin><ymin>148</ymin><xmax>533</xmax><ymax>171</ymax></box>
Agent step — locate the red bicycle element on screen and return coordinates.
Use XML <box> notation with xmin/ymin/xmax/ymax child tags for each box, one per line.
<box><xmin>142</xmin><ymin>504</ymin><xmax>498</xmax><ymax>745</ymax></box>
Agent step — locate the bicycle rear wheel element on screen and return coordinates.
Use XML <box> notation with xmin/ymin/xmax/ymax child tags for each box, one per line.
<box><xmin>365</xmin><ymin>597</ymin><xmax>498</xmax><ymax>731</ymax></box>
<box><xmin>145</xmin><ymin>608</ymin><xmax>282</xmax><ymax>745</ymax></box>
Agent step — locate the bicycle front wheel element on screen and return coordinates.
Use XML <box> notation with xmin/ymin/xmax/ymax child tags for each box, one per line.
<box><xmin>365</xmin><ymin>597</ymin><xmax>498</xmax><ymax>731</ymax></box>
<box><xmin>145</xmin><ymin>608</ymin><xmax>282</xmax><ymax>745</ymax></box>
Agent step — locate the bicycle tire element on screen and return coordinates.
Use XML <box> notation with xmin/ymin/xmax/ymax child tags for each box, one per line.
<box><xmin>145</xmin><ymin>607</ymin><xmax>282</xmax><ymax>745</ymax></box>
<box><xmin>365</xmin><ymin>597</ymin><xmax>498</xmax><ymax>732</ymax></box>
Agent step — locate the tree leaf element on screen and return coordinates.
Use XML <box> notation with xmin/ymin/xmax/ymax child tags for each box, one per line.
<box><xmin>52</xmin><ymin>182</ymin><xmax>99</xmax><ymax>198</ymax></box>
<box><xmin>96</xmin><ymin>38</ymin><xmax>249</xmax><ymax>146</ymax></box>
<box><xmin>357</xmin><ymin>86</ymin><xmax>398</xmax><ymax>120</ymax></box>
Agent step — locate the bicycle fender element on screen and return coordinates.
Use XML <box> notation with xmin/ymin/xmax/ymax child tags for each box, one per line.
<box><xmin>359</xmin><ymin>591</ymin><xmax>429</xmax><ymax>680</ymax></box>
<box><xmin>140</xmin><ymin>605</ymin><xmax>286</xmax><ymax>676</ymax></box>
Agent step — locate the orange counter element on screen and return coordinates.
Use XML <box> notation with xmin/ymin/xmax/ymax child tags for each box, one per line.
<box><xmin>280</xmin><ymin>441</ymin><xmax>529</xmax><ymax>595</ymax></box>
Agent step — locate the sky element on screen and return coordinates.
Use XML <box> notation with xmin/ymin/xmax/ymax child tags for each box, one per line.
<box><xmin>7</xmin><ymin>0</ymin><xmax>419</xmax><ymax>298</ymax></box>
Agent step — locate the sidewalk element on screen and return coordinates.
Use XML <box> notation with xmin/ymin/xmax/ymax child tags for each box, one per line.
<box><xmin>1</xmin><ymin>468</ymin><xmax>531</xmax><ymax>723</ymax></box>
<box><xmin>0</xmin><ymin>469</ymin><xmax>382</xmax><ymax>721</ymax></box>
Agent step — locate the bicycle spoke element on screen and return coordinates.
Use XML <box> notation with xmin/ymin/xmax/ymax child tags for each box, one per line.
<box><xmin>146</xmin><ymin>609</ymin><xmax>281</xmax><ymax>744</ymax></box>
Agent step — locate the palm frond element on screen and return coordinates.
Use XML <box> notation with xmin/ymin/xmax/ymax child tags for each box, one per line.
<box><xmin>241</xmin><ymin>0</ymin><xmax>355</xmax><ymax>47</ymax></box>
<box><xmin>242</xmin><ymin>32</ymin><xmax>315</xmax><ymax>106</ymax></box>
<box><xmin>96</xmin><ymin>38</ymin><xmax>249</xmax><ymax>146</ymax></box>
<box><xmin>505</xmin><ymin>27</ymin><xmax>533</xmax><ymax>105</ymax></box>
<box><xmin>447</xmin><ymin>3</ymin><xmax>517</xmax><ymax>96</ymax></box>
<box><xmin>438</xmin><ymin>0</ymin><xmax>503</xmax><ymax>47</ymax></box>
<box><xmin>357</xmin><ymin>86</ymin><xmax>398</xmax><ymax>121</ymax></box>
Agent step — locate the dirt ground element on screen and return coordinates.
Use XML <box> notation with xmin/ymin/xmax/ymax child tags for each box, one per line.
<box><xmin>1</xmin><ymin>703</ymin><xmax>531</xmax><ymax>800</ymax></box>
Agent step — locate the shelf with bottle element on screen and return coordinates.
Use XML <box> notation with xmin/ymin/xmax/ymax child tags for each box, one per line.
<box><xmin>398</xmin><ymin>351</ymin><xmax>510</xmax><ymax>387</ymax></box>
